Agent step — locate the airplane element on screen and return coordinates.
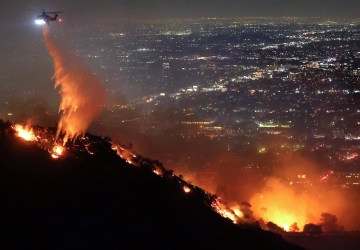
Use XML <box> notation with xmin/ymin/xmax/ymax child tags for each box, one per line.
<box><xmin>35</xmin><ymin>10</ymin><xmax>62</xmax><ymax>25</ymax></box>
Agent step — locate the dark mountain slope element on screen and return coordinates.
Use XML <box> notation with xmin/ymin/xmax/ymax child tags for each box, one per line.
<box><xmin>0</xmin><ymin>120</ymin><xmax>301</xmax><ymax>249</ymax></box>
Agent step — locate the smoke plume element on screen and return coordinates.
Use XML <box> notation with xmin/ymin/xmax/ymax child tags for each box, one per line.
<box><xmin>43</xmin><ymin>26</ymin><xmax>105</xmax><ymax>144</ymax></box>
<box><xmin>168</xmin><ymin>147</ymin><xmax>360</xmax><ymax>231</ymax></box>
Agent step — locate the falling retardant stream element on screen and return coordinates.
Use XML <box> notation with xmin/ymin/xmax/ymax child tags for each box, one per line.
<box><xmin>43</xmin><ymin>26</ymin><xmax>105</xmax><ymax>144</ymax></box>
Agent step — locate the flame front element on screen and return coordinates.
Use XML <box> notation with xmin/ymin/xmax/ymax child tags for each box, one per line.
<box><xmin>211</xmin><ymin>198</ymin><xmax>240</xmax><ymax>224</ymax></box>
<box><xmin>112</xmin><ymin>144</ymin><xmax>139</xmax><ymax>166</ymax></box>
<box><xmin>13</xmin><ymin>124</ymin><xmax>37</xmax><ymax>142</ymax></box>
<box><xmin>12</xmin><ymin>123</ymin><xmax>67</xmax><ymax>160</ymax></box>
<box><xmin>232</xmin><ymin>208</ymin><xmax>244</xmax><ymax>219</ymax></box>
<box><xmin>111</xmin><ymin>143</ymin><xmax>246</xmax><ymax>224</ymax></box>
<box><xmin>12</xmin><ymin>123</ymin><xmax>251</xmax><ymax>226</ymax></box>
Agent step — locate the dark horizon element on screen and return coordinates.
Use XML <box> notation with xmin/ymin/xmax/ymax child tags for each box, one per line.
<box><xmin>2</xmin><ymin>0</ymin><xmax>360</xmax><ymax>22</ymax></box>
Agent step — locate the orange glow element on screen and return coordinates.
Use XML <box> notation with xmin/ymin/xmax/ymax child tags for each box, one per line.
<box><xmin>111</xmin><ymin>144</ymin><xmax>139</xmax><ymax>166</ymax></box>
<box><xmin>43</xmin><ymin>26</ymin><xmax>105</xmax><ymax>144</ymax></box>
<box><xmin>250</xmin><ymin>178</ymin><xmax>347</xmax><ymax>231</ymax></box>
<box><xmin>320</xmin><ymin>170</ymin><xmax>334</xmax><ymax>182</ymax></box>
<box><xmin>51</xmin><ymin>145</ymin><xmax>65</xmax><ymax>159</ymax></box>
<box><xmin>13</xmin><ymin>124</ymin><xmax>37</xmax><ymax>142</ymax></box>
<box><xmin>345</xmin><ymin>153</ymin><xmax>358</xmax><ymax>160</ymax></box>
<box><xmin>283</xmin><ymin>224</ymin><xmax>290</xmax><ymax>232</ymax></box>
<box><xmin>13</xmin><ymin>123</ymin><xmax>67</xmax><ymax>160</ymax></box>
<box><xmin>251</xmin><ymin>179</ymin><xmax>311</xmax><ymax>231</ymax></box>
<box><xmin>153</xmin><ymin>167</ymin><xmax>163</xmax><ymax>176</ymax></box>
<box><xmin>183</xmin><ymin>186</ymin><xmax>191</xmax><ymax>193</ymax></box>
<box><xmin>231</xmin><ymin>207</ymin><xmax>244</xmax><ymax>219</ymax></box>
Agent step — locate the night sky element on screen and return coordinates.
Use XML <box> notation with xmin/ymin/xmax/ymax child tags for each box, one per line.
<box><xmin>0</xmin><ymin>0</ymin><xmax>359</xmax><ymax>114</ymax></box>
<box><xmin>1</xmin><ymin>0</ymin><xmax>360</xmax><ymax>24</ymax></box>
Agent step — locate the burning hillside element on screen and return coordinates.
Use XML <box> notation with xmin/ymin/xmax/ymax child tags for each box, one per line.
<box><xmin>10</xmin><ymin>121</ymin><xmax>248</xmax><ymax>225</ymax></box>
<box><xmin>0</xmin><ymin>120</ymin><xmax>301</xmax><ymax>249</ymax></box>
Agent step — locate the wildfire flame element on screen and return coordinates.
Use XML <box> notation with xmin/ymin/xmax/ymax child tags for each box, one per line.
<box><xmin>13</xmin><ymin>124</ymin><xmax>37</xmax><ymax>142</ymax></box>
<box><xmin>211</xmin><ymin>197</ymin><xmax>241</xmax><ymax>224</ymax></box>
<box><xmin>111</xmin><ymin>143</ymin><xmax>246</xmax><ymax>223</ymax></box>
<box><xmin>11</xmin><ymin>122</ymin><xmax>353</xmax><ymax>232</ymax></box>
<box><xmin>183</xmin><ymin>185</ymin><xmax>191</xmax><ymax>193</ymax></box>
<box><xmin>12</xmin><ymin>122</ymin><xmax>251</xmax><ymax>227</ymax></box>
<box><xmin>250</xmin><ymin>177</ymin><xmax>347</xmax><ymax>232</ymax></box>
<box><xmin>12</xmin><ymin>123</ymin><xmax>67</xmax><ymax>160</ymax></box>
<box><xmin>283</xmin><ymin>224</ymin><xmax>290</xmax><ymax>232</ymax></box>
<box><xmin>111</xmin><ymin>144</ymin><xmax>139</xmax><ymax>166</ymax></box>
<box><xmin>232</xmin><ymin>208</ymin><xmax>244</xmax><ymax>219</ymax></box>
<box><xmin>13</xmin><ymin>115</ymin><xmax>259</xmax><ymax>228</ymax></box>
<box><xmin>153</xmin><ymin>167</ymin><xmax>163</xmax><ymax>176</ymax></box>
<box><xmin>51</xmin><ymin>145</ymin><xmax>65</xmax><ymax>159</ymax></box>
<box><xmin>251</xmin><ymin>181</ymin><xmax>309</xmax><ymax>231</ymax></box>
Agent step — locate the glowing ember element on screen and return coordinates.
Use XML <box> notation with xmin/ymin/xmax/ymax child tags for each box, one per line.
<box><xmin>153</xmin><ymin>168</ymin><xmax>163</xmax><ymax>176</ymax></box>
<box><xmin>345</xmin><ymin>153</ymin><xmax>358</xmax><ymax>160</ymax></box>
<box><xmin>85</xmin><ymin>143</ymin><xmax>94</xmax><ymax>155</ymax></box>
<box><xmin>51</xmin><ymin>145</ymin><xmax>65</xmax><ymax>159</ymax></box>
<box><xmin>320</xmin><ymin>170</ymin><xmax>334</xmax><ymax>182</ymax></box>
<box><xmin>13</xmin><ymin>124</ymin><xmax>37</xmax><ymax>142</ymax></box>
<box><xmin>183</xmin><ymin>186</ymin><xmax>191</xmax><ymax>193</ymax></box>
<box><xmin>51</xmin><ymin>154</ymin><xmax>59</xmax><ymax>159</ymax></box>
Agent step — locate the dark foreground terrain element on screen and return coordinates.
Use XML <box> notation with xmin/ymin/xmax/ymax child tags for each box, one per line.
<box><xmin>0</xmin><ymin>120</ymin><xmax>301</xmax><ymax>249</ymax></box>
<box><xmin>284</xmin><ymin>232</ymin><xmax>360</xmax><ymax>250</ymax></box>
